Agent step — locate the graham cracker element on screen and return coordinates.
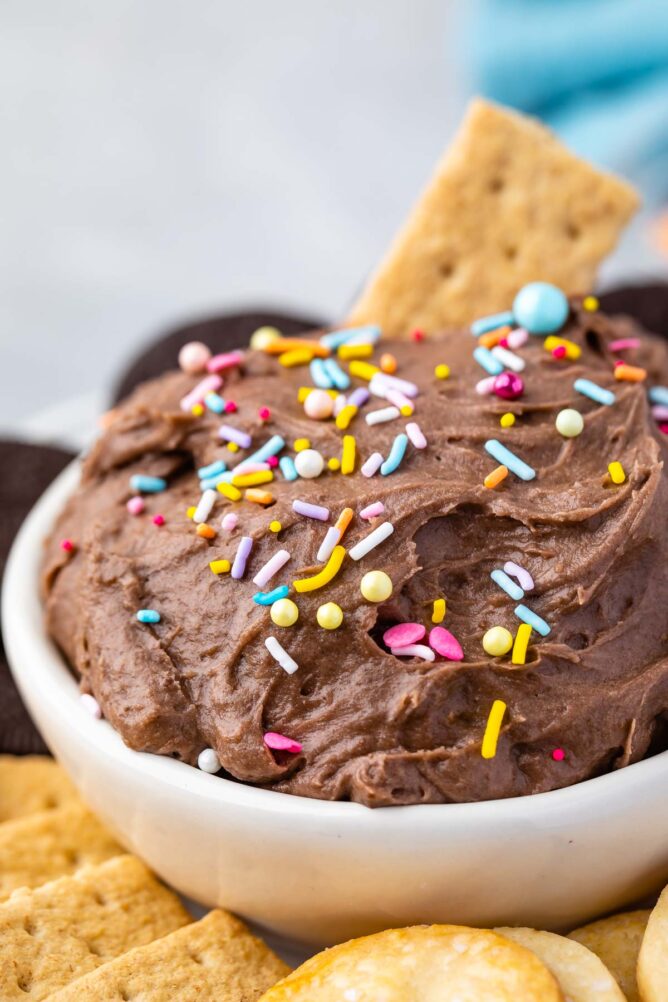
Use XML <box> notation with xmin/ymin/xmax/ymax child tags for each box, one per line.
<box><xmin>0</xmin><ymin>854</ymin><xmax>190</xmax><ymax>1001</ymax></box>
<box><xmin>48</xmin><ymin>908</ymin><xmax>290</xmax><ymax>1001</ymax></box>
<box><xmin>0</xmin><ymin>755</ymin><xmax>80</xmax><ymax>821</ymax></box>
<box><xmin>347</xmin><ymin>98</ymin><xmax>639</xmax><ymax>336</ymax></box>
<box><xmin>0</xmin><ymin>803</ymin><xmax>123</xmax><ymax>901</ymax></box>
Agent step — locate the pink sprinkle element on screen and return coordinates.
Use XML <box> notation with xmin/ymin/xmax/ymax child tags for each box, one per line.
<box><xmin>180</xmin><ymin>374</ymin><xmax>222</xmax><ymax>413</ymax></box>
<box><xmin>60</xmin><ymin>538</ymin><xmax>74</xmax><ymax>553</ymax></box>
<box><xmin>383</xmin><ymin>623</ymin><xmax>425</xmax><ymax>648</ymax></box>
<box><xmin>80</xmin><ymin>693</ymin><xmax>102</xmax><ymax>719</ymax></box>
<box><xmin>224</xmin><ymin>400</ymin><xmax>238</xmax><ymax>414</ymax></box>
<box><xmin>609</xmin><ymin>338</ymin><xmax>640</xmax><ymax>352</ymax></box>
<box><xmin>267</xmin><ymin>455</ymin><xmax>279</xmax><ymax>468</ymax></box>
<box><xmin>127</xmin><ymin>496</ymin><xmax>144</xmax><ymax>515</ymax></box>
<box><xmin>659</xmin><ymin>422</ymin><xmax>668</xmax><ymax>435</ymax></box>
<box><xmin>552</xmin><ymin>748</ymin><xmax>565</xmax><ymax>762</ymax></box>
<box><xmin>152</xmin><ymin>514</ymin><xmax>165</xmax><ymax>526</ymax></box>
<box><xmin>651</xmin><ymin>405</ymin><xmax>668</xmax><ymax>421</ymax></box>
<box><xmin>264</xmin><ymin>732</ymin><xmax>302</xmax><ymax>754</ymax></box>
<box><xmin>206</xmin><ymin>350</ymin><xmax>245</xmax><ymax>373</ymax></box>
<box><xmin>259</xmin><ymin>406</ymin><xmax>271</xmax><ymax>421</ymax></box>
<box><xmin>429</xmin><ymin>626</ymin><xmax>464</xmax><ymax>661</ymax></box>
<box><xmin>360</xmin><ymin>501</ymin><xmax>385</xmax><ymax>520</ymax></box>
<box><xmin>476</xmin><ymin>376</ymin><xmax>496</xmax><ymax>396</ymax></box>
<box><xmin>552</xmin><ymin>345</ymin><xmax>566</xmax><ymax>359</ymax></box>
<box><xmin>221</xmin><ymin>513</ymin><xmax>238</xmax><ymax>531</ymax></box>
<box><xmin>406</xmin><ymin>422</ymin><xmax>427</xmax><ymax>449</ymax></box>
<box><xmin>507</xmin><ymin>328</ymin><xmax>528</xmax><ymax>349</ymax></box>
<box><xmin>361</xmin><ymin>453</ymin><xmax>383</xmax><ymax>478</ymax></box>
<box><xmin>232</xmin><ymin>462</ymin><xmax>269</xmax><ymax>475</ymax></box>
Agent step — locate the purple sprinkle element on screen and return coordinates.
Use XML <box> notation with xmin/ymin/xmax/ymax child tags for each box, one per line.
<box><xmin>292</xmin><ymin>499</ymin><xmax>330</xmax><ymax>521</ymax></box>
<box><xmin>231</xmin><ymin>536</ymin><xmax>253</xmax><ymax>579</ymax></box>
<box><xmin>219</xmin><ymin>424</ymin><xmax>252</xmax><ymax>449</ymax></box>
<box><xmin>348</xmin><ymin>387</ymin><xmax>370</xmax><ymax>409</ymax></box>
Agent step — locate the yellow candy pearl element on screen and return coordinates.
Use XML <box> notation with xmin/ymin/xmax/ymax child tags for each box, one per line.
<box><xmin>482</xmin><ymin>626</ymin><xmax>513</xmax><ymax>657</ymax></box>
<box><xmin>434</xmin><ymin>363</ymin><xmax>450</xmax><ymax>380</ymax></box>
<box><xmin>317</xmin><ymin>602</ymin><xmax>343</xmax><ymax>630</ymax></box>
<box><xmin>270</xmin><ymin>598</ymin><xmax>299</xmax><ymax>628</ymax></box>
<box><xmin>328</xmin><ymin>457</ymin><xmax>341</xmax><ymax>472</ymax></box>
<box><xmin>250</xmin><ymin>326</ymin><xmax>281</xmax><ymax>351</ymax></box>
<box><xmin>360</xmin><ymin>571</ymin><xmax>393</xmax><ymax>603</ymax></box>
<box><xmin>269</xmin><ymin>520</ymin><xmax>282</xmax><ymax>533</ymax></box>
<box><xmin>500</xmin><ymin>412</ymin><xmax>515</xmax><ymax>428</ymax></box>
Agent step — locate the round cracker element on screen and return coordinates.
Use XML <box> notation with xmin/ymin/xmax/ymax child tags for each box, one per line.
<box><xmin>569</xmin><ymin>910</ymin><xmax>650</xmax><ymax>1002</ymax></box>
<box><xmin>638</xmin><ymin>886</ymin><xmax>668</xmax><ymax>1002</ymax></box>
<box><xmin>497</xmin><ymin>927</ymin><xmax>626</xmax><ymax>1002</ymax></box>
<box><xmin>260</xmin><ymin>924</ymin><xmax>562</xmax><ymax>1001</ymax></box>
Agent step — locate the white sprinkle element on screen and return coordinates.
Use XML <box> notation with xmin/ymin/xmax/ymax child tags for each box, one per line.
<box><xmin>365</xmin><ymin>406</ymin><xmax>401</xmax><ymax>426</ymax></box>
<box><xmin>361</xmin><ymin>453</ymin><xmax>383</xmax><ymax>477</ymax></box>
<box><xmin>252</xmin><ymin>549</ymin><xmax>291</xmax><ymax>588</ymax></box>
<box><xmin>80</xmin><ymin>693</ymin><xmax>102</xmax><ymax>719</ymax></box>
<box><xmin>193</xmin><ymin>488</ymin><xmax>217</xmax><ymax>524</ymax></box>
<box><xmin>405</xmin><ymin>422</ymin><xmax>427</xmax><ymax>449</ymax></box>
<box><xmin>507</xmin><ymin>328</ymin><xmax>528</xmax><ymax>349</ymax></box>
<box><xmin>370</xmin><ymin>372</ymin><xmax>419</xmax><ymax>398</ymax></box>
<box><xmin>385</xmin><ymin>388</ymin><xmax>414</xmax><ymax>414</ymax></box>
<box><xmin>475</xmin><ymin>376</ymin><xmax>496</xmax><ymax>395</ymax></box>
<box><xmin>265</xmin><ymin>636</ymin><xmax>298</xmax><ymax>675</ymax></box>
<box><xmin>348</xmin><ymin>521</ymin><xmax>394</xmax><ymax>561</ymax></box>
<box><xmin>317</xmin><ymin>525</ymin><xmax>341</xmax><ymax>563</ymax></box>
<box><xmin>491</xmin><ymin>345</ymin><xmax>525</xmax><ymax>372</ymax></box>
<box><xmin>390</xmin><ymin>644</ymin><xmax>435</xmax><ymax>661</ymax></box>
<box><xmin>198</xmin><ymin>748</ymin><xmax>221</xmax><ymax>773</ymax></box>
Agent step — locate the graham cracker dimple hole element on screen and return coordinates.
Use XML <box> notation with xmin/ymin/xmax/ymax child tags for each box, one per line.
<box><xmin>438</xmin><ymin>261</ymin><xmax>455</xmax><ymax>279</ymax></box>
<box><xmin>16</xmin><ymin>973</ymin><xmax>32</xmax><ymax>994</ymax></box>
<box><xmin>565</xmin><ymin>222</ymin><xmax>581</xmax><ymax>240</ymax></box>
<box><xmin>488</xmin><ymin>176</ymin><xmax>505</xmax><ymax>193</ymax></box>
<box><xmin>504</xmin><ymin>245</ymin><xmax>518</xmax><ymax>261</ymax></box>
<box><xmin>92</xmin><ymin>891</ymin><xmax>107</xmax><ymax>906</ymax></box>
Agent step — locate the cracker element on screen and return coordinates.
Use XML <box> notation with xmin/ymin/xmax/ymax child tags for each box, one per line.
<box><xmin>48</xmin><ymin>908</ymin><xmax>290</xmax><ymax>1001</ymax></box>
<box><xmin>347</xmin><ymin>98</ymin><xmax>639</xmax><ymax>336</ymax></box>
<box><xmin>568</xmin><ymin>909</ymin><xmax>650</xmax><ymax>1002</ymax></box>
<box><xmin>0</xmin><ymin>854</ymin><xmax>190</xmax><ymax>1001</ymax></box>
<box><xmin>0</xmin><ymin>755</ymin><xmax>79</xmax><ymax>821</ymax></box>
<box><xmin>0</xmin><ymin>803</ymin><xmax>123</xmax><ymax>901</ymax></box>
<box><xmin>637</xmin><ymin>884</ymin><xmax>668</xmax><ymax>1002</ymax></box>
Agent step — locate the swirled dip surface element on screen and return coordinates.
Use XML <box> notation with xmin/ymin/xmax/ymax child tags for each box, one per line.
<box><xmin>44</xmin><ymin>301</ymin><xmax>668</xmax><ymax>806</ymax></box>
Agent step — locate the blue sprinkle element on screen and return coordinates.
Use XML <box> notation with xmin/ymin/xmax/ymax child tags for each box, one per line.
<box><xmin>471</xmin><ymin>311</ymin><xmax>514</xmax><ymax>337</ymax></box>
<box><xmin>200</xmin><ymin>471</ymin><xmax>233</xmax><ymax>491</ymax></box>
<box><xmin>253</xmin><ymin>585</ymin><xmax>290</xmax><ymax>605</ymax></box>
<box><xmin>244</xmin><ymin>435</ymin><xmax>285</xmax><ymax>466</ymax></box>
<box><xmin>380</xmin><ymin>433</ymin><xmax>408</xmax><ymax>475</ymax></box>
<box><xmin>323</xmin><ymin>357</ymin><xmax>350</xmax><ymax>391</ymax></box>
<box><xmin>204</xmin><ymin>392</ymin><xmax>226</xmax><ymax>414</ymax></box>
<box><xmin>310</xmin><ymin>358</ymin><xmax>333</xmax><ymax>389</ymax></box>
<box><xmin>320</xmin><ymin>325</ymin><xmax>381</xmax><ymax>350</ymax></box>
<box><xmin>491</xmin><ymin>569</ymin><xmax>524</xmax><ymax>601</ymax></box>
<box><xmin>484</xmin><ymin>440</ymin><xmax>536</xmax><ymax>481</ymax></box>
<box><xmin>198</xmin><ymin>459</ymin><xmax>227</xmax><ymax>479</ymax></box>
<box><xmin>514</xmin><ymin>604</ymin><xmax>550</xmax><ymax>637</ymax></box>
<box><xmin>573</xmin><ymin>378</ymin><xmax>616</xmax><ymax>407</ymax></box>
<box><xmin>648</xmin><ymin>386</ymin><xmax>668</xmax><ymax>407</ymax></box>
<box><xmin>473</xmin><ymin>346</ymin><xmax>504</xmax><ymax>376</ymax></box>
<box><xmin>129</xmin><ymin>474</ymin><xmax>167</xmax><ymax>494</ymax></box>
<box><xmin>136</xmin><ymin>609</ymin><xmax>161</xmax><ymax>624</ymax></box>
<box><xmin>279</xmin><ymin>456</ymin><xmax>298</xmax><ymax>481</ymax></box>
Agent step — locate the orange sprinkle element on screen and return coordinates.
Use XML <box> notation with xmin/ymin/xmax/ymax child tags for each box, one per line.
<box><xmin>263</xmin><ymin>338</ymin><xmax>329</xmax><ymax>357</ymax></box>
<box><xmin>196</xmin><ymin>523</ymin><xmax>217</xmax><ymax>539</ymax></box>
<box><xmin>484</xmin><ymin>465</ymin><xmax>508</xmax><ymax>489</ymax></box>
<box><xmin>479</xmin><ymin>325</ymin><xmax>511</xmax><ymax>349</ymax></box>
<box><xmin>614</xmin><ymin>363</ymin><xmax>647</xmax><ymax>382</ymax></box>
<box><xmin>245</xmin><ymin>488</ymin><xmax>274</xmax><ymax>505</ymax></box>
<box><xmin>379</xmin><ymin>353</ymin><xmax>397</xmax><ymax>374</ymax></box>
<box><xmin>334</xmin><ymin>506</ymin><xmax>354</xmax><ymax>541</ymax></box>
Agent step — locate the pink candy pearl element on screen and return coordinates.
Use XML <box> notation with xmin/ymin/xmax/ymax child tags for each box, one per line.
<box><xmin>429</xmin><ymin>626</ymin><xmax>464</xmax><ymax>661</ymax></box>
<box><xmin>127</xmin><ymin>496</ymin><xmax>144</xmax><ymax>515</ymax></box>
<box><xmin>383</xmin><ymin>623</ymin><xmax>426</xmax><ymax>648</ymax></box>
<box><xmin>493</xmin><ymin>372</ymin><xmax>524</xmax><ymax>400</ymax></box>
<box><xmin>178</xmin><ymin>341</ymin><xmax>212</xmax><ymax>375</ymax></box>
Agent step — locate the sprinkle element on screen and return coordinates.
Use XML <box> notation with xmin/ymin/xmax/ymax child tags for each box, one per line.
<box><xmin>294</xmin><ymin>545</ymin><xmax>345</xmax><ymax>593</ymax></box>
<box><xmin>476</xmin><ymin>377</ymin><xmax>496</xmax><ymax>396</ymax></box>
<box><xmin>380</xmin><ymin>353</ymin><xmax>397</xmax><ymax>373</ymax></box>
<box><xmin>482</xmin><ymin>626</ymin><xmax>513</xmax><ymax>657</ymax></box>
<box><xmin>429</xmin><ymin>626</ymin><xmax>463</xmax><ymax>660</ymax></box>
<box><xmin>504</xmin><ymin>561</ymin><xmax>534</xmax><ymax>592</ymax></box>
<box><xmin>361</xmin><ymin>452</ymin><xmax>383</xmax><ymax>477</ymax></box>
<box><xmin>491</xmin><ymin>345</ymin><xmax>525</xmax><ymax>372</ymax></box>
<box><xmin>514</xmin><ymin>604</ymin><xmax>550</xmax><ymax>636</ymax></box>
<box><xmin>221</xmin><ymin>513</ymin><xmax>238</xmax><ymax>532</ymax></box>
<box><xmin>129</xmin><ymin>474</ymin><xmax>167</xmax><ymax>494</ymax></box>
<box><xmin>293</xmin><ymin>438</ymin><xmax>311</xmax><ymax>452</ymax></box>
<box><xmin>292</xmin><ymin>499</ymin><xmax>330</xmax><ymax>522</ymax></box>
<box><xmin>574</xmin><ymin>378</ymin><xmax>616</xmax><ymax>407</ymax></box>
<box><xmin>384</xmin><ymin>623</ymin><xmax>425</xmax><ymax>647</ymax></box>
<box><xmin>500</xmin><ymin>412</ymin><xmax>515</xmax><ymax>428</ymax></box>
<box><xmin>316</xmin><ymin>602</ymin><xmax>343</xmax><ymax>629</ymax></box>
<box><xmin>228</xmin><ymin>462</ymin><xmax>268</xmax><ymax>475</ymax></box>
<box><xmin>279</xmin><ymin>456</ymin><xmax>298</xmax><ymax>481</ymax></box>
<box><xmin>280</xmin><ymin>347</ymin><xmax>316</xmax><ymax>367</ymax></box>
<box><xmin>204</xmin><ymin>392</ymin><xmax>225</xmax><ymax>413</ymax></box>
<box><xmin>253</xmin><ymin>549</ymin><xmax>291</xmax><ymax>588</ymax></box>
<box><xmin>649</xmin><ymin>386</ymin><xmax>668</xmax><ymax>407</ymax></box>
<box><xmin>231</xmin><ymin>536</ymin><xmax>253</xmax><ymax>579</ymax></box>
<box><xmin>267</xmin><ymin>456</ymin><xmax>279</xmax><ymax>468</ymax></box>
<box><xmin>224</xmin><ymin>401</ymin><xmax>238</xmax><ymax>414</ymax></box>
<box><xmin>434</xmin><ymin>363</ymin><xmax>450</xmax><ymax>379</ymax></box>
<box><xmin>198</xmin><ymin>748</ymin><xmax>221</xmax><ymax>773</ymax></box>
<box><xmin>349</xmin><ymin>360</ymin><xmax>380</xmax><ymax>381</ymax></box>
<box><xmin>614</xmin><ymin>363</ymin><xmax>646</xmax><ymax>382</ymax></box>
<box><xmin>200</xmin><ymin>471</ymin><xmax>231</xmax><ymax>490</ymax></box>
<box><xmin>431</xmin><ymin>598</ymin><xmax>446</xmax><ymax>624</ymax></box>
<box><xmin>484</xmin><ymin>465</ymin><xmax>508</xmax><ymax>489</ymax></box>
<box><xmin>245</xmin><ymin>488</ymin><xmax>274</xmax><ymax>505</ymax></box>
<box><xmin>380</xmin><ymin>434</ymin><xmax>408</xmax><ymax>476</ymax></box>
<box><xmin>153</xmin><ymin>514</ymin><xmax>165</xmax><ymax>527</ymax></box>
<box><xmin>265</xmin><ymin>337</ymin><xmax>328</xmax><ymax>357</ymax></box>
<box><xmin>366</xmin><ymin>406</ymin><xmax>400</xmax><ymax>426</ymax></box>
<box><xmin>370</xmin><ymin>372</ymin><xmax>419</xmax><ymax>399</ymax></box>
<box><xmin>258</xmin><ymin>406</ymin><xmax>271</xmax><ymax>421</ymax></box>
<box><xmin>327</xmin><ymin>458</ymin><xmax>340</xmax><ymax>471</ymax></box>
<box><xmin>197</xmin><ymin>523</ymin><xmax>216</xmax><ymax>539</ymax></box>
<box><xmin>80</xmin><ymin>693</ymin><xmax>102</xmax><ymax>719</ymax></box>
<box><xmin>610</xmin><ymin>337</ymin><xmax>640</xmax><ymax>352</ymax></box>
<box><xmin>193</xmin><ymin>489</ymin><xmax>217</xmax><ymax>524</ymax></box>
<box><xmin>219</xmin><ymin>424</ymin><xmax>252</xmax><ymax>449</ymax></box>
<box><xmin>491</xmin><ymin>569</ymin><xmax>524</xmax><ymax>601</ymax></box>
<box><xmin>264</xmin><ymin>637</ymin><xmax>298</xmax><ymax>675</ymax></box>
<box><xmin>484</xmin><ymin>440</ymin><xmax>535</xmax><ymax>481</ymax></box>
<box><xmin>187</xmin><ymin>506</ymin><xmax>196</xmax><ymax>519</ymax></box>
<box><xmin>227</xmin><ymin>442</ymin><xmax>239</xmax><ymax>453</ymax></box>
<box><xmin>333</xmin><ymin>394</ymin><xmax>346</xmax><ymax>417</ymax></box>
<box><xmin>552</xmin><ymin>748</ymin><xmax>565</xmax><ymax>762</ymax></box>
<box><xmin>317</xmin><ymin>526</ymin><xmax>341</xmax><ymax>564</ymax></box>
<box><xmin>360</xmin><ymin>501</ymin><xmax>384</xmax><ymax>520</ymax></box>
<box><xmin>335</xmin><ymin>507</ymin><xmax>354</xmax><ymax>536</ymax></box>
<box><xmin>608</xmin><ymin>461</ymin><xmax>626</xmax><ymax>484</ymax></box>
<box><xmin>391</xmin><ymin>644</ymin><xmax>435</xmax><ymax>661</ymax></box>
<box><xmin>271</xmin><ymin>597</ymin><xmax>299</xmax><ymax>627</ymax></box>
<box><xmin>405</xmin><ymin>422</ymin><xmax>427</xmax><ymax>449</ymax></box>
<box><xmin>269</xmin><ymin>520</ymin><xmax>281</xmax><ymax>532</ymax></box>
<box><xmin>338</xmin><ymin>343</ymin><xmax>374</xmax><ymax>360</ymax></box>
<box><xmin>217</xmin><ymin>482</ymin><xmax>242</xmax><ymax>502</ymax></box>
<box><xmin>198</xmin><ymin>459</ymin><xmax>227</xmax><ymax>479</ymax></box>
<box><xmin>360</xmin><ymin>570</ymin><xmax>392</xmax><ymax>602</ymax></box>
<box><xmin>652</xmin><ymin>405</ymin><xmax>668</xmax><ymax>420</ymax></box>
<box><xmin>511</xmin><ymin>623</ymin><xmax>532</xmax><ymax>665</ymax></box>
<box><xmin>471</xmin><ymin>311</ymin><xmax>514</xmax><ymax>337</ymax></box>
<box><xmin>60</xmin><ymin>538</ymin><xmax>74</xmax><ymax>552</ymax></box>
<box><xmin>310</xmin><ymin>357</ymin><xmax>333</xmax><ymax>389</ymax></box>
<box><xmin>241</xmin><ymin>435</ymin><xmax>285</xmax><ymax>466</ymax></box>
<box><xmin>479</xmin><ymin>327</ymin><xmax>509</xmax><ymax>349</ymax></box>
<box><xmin>582</xmin><ymin>295</ymin><xmax>599</xmax><ymax>312</ymax></box>
<box><xmin>506</xmin><ymin>328</ymin><xmax>528</xmax><ymax>349</ymax></box>
<box><xmin>323</xmin><ymin>357</ymin><xmax>350</xmax><ymax>391</ymax></box>
<box><xmin>231</xmin><ymin>470</ymin><xmax>273</xmax><ymax>488</ymax></box>
<box><xmin>126</xmin><ymin>496</ymin><xmax>144</xmax><ymax>515</ymax></box>
<box><xmin>210</xmin><ymin>558</ymin><xmax>231</xmax><ymax>575</ymax></box>
<box><xmin>411</xmin><ymin>328</ymin><xmax>425</xmax><ymax>342</ymax></box>
<box><xmin>206</xmin><ymin>349</ymin><xmax>244</xmax><ymax>373</ymax></box>
<box><xmin>136</xmin><ymin>609</ymin><xmax>160</xmax><ymax>624</ymax></box>
<box><xmin>544</xmin><ymin>336</ymin><xmax>581</xmax><ymax>360</ymax></box>
<box><xmin>481</xmin><ymin>700</ymin><xmax>506</xmax><ymax>759</ymax></box>
<box><xmin>341</xmin><ymin>435</ymin><xmax>356</xmax><ymax>475</ymax></box>
<box><xmin>473</xmin><ymin>346</ymin><xmax>504</xmax><ymax>376</ymax></box>
<box><xmin>349</xmin><ymin>521</ymin><xmax>394</xmax><ymax>561</ymax></box>
<box><xmin>348</xmin><ymin>387</ymin><xmax>370</xmax><ymax>409</ymax></box>
<box><xmin>320</xmin><ymin>325</ymin><xmax>380</xmax><ymax>350</ymax></box>
<box><xmin>180</xmin><ymin>374</ymin><xmax>223</xmax><ymax>412</ymax></box>
<box><xmin>264</xmin><ymin>731</ymin><xmax>302</xmax><ymax>753</ymax></box>
<box><xmin>336</xmin><ymin>403</ymin><xmax>358</xmax><ymax>430</ymax></box>
<box><xmin>253</xmin><ymin>585</ymin><xmax>290</xmax><ymax>605</ymax></box>
<box><xmin>385</xmin><ymin>389</ymin><xmax>414</xmax><ymax>415</ymax></box>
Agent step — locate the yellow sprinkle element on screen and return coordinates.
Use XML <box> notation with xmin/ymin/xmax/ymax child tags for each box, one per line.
<box><xmin>544</xmin><ymin>336</ymin><xmax>581</xmax><ymax>361</ymax></box>
<box><xmin>231</xmin><ymin>470</ymin><xmax>274</xmax><ymax>488</ymax></box>
<box><xmin>349</xmin><ymin>360</ymin><xmax>380</xmax><ymax>381</ymax></box>
<box><xmin>341</xmin><ymin>435</ymin><xmax>356</xmax><ymax>475</ymax></box>
<box><xmin>197</xmin><ymin>523</ymin><xmax>217</xmax><ymax>539</ymax></box>
<box><xmin>216</xmin><ymin>482</ymin><xmax>242</xmax><ymax>501</ymax></box>
<box><xmin>227</xmin><ymin>442</ymin><xmax>239</xmax><ymax>453</ymax></box>
<box><xmin>483</xmin><ymin>465</ymin><xmax>508</xmax><ymax>490</ymax></box>
<box><xmin>400</xmin><ymin>404</ymin><xmax>414</xmax><ymax>417</ymax></box>
<box><xmin>338</xmin><ymin>343</ymin><xmax>373</xmax><ymax>360</ymax></box>
<box><xmin>434</xmin><ymin>363</ymin><xmax>450</xmax><ymax>380</ymax></box>
<box><xmin>481</xmin><ymin>699</ymin><xmax>507</xmax><ymax>759</ymax></box>
<box><xmin>269</xmin><ymin>520</ymin><xmax>282</xmax><ymax>533</ymax></box>
<box><xmin>298</xmin><ymin>386</ymin><xmax>338</xmax><ymax>402</ymax></box>
<box><xmin>500</xmin><ymin>412</ymin><xmax>515</xmax><ymax>428</ymax></box>
<box><xmin>245</xmin><ymin>488</ymin><xmax>274</xmax><ymax>505</ymax></box>
<box><xmin>209</xmin><ymin>559</ymin><xmax>231</xmax><ymax>575</ymax></box>
<box><xmin>186</xmin><ymin>506</ymin><xmax>197</xmax><ymax>519</ymax></box>
<box><xmin>608</xmin><ymin>461</ymin><xmax>626</xmax><ymax>485</ymax></box>
<box><xmin>614</xmin><ymin>363</ymin><xmax>646</xmax><ymax>383</ymax></box>
<box><xmin>583</xmin><ymin>295</ymin><xmax>599</xmax><ymax>312</ymax></box>
<box><xmin>328</xmin><ymin>457</ymin><xmax>340</xmax><ymax>471</ymax></box>
<box><xmin>293</xmin><ymin>438</ymin><xmax>311</xmax><ymax>452</ymax></box>
<box><xmin>432</xmin><ymin>598</ymin><xmax>446</xmax><ymax>624</ymax></box>
<box><xmin>279</xmin><ymin>348</ymin><xmax>315</xmax><ymax>367</ymax></box>
<box><xmin>191</xmin><ymin>403</ymin><xmax>204</xmax><ymax>416</ymax></box>
<box><xmin>511</xmin><ymin>623</ymin><xmax>532</xmax><ymax>666</ymax></box>
<box><xmin>293</xmin><ymin>545</ymin><xmax>346</xmax><ymax>593</ymax></box>
<box><xmin>336</xmin><ymin>404</ymin><xmax>358</xmax><ymax>430</ymax></box>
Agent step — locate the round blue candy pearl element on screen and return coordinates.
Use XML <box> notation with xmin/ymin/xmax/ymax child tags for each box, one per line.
<box><xmin>512</xmin><ymin>282</ymin><xmax>569</xmax><ymax>335</ymax></box>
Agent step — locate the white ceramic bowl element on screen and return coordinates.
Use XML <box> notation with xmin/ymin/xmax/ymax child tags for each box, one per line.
<box><xmin>4</xmin><ymin>460</ymin><xmax>668</xmax><ymax>947</ymax></box>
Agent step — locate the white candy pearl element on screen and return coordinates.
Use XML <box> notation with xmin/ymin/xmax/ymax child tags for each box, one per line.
<box><xmin>178</xmin><ymin>341</ymin><xmax>211</xmax><ymax>374</ymax></box>
<box><xmin>304</xmin><ymin>389</ymin><xmax>334</xmax><ymax>420</ymax></box>
<box><xmin>198</xmin><ymin>748</ymin><xmax>221</xmax><ymax>774</ymax></box>
<box><xmin>294</xmin><ymin>448</ymin><xmax>324</xmax><ymax>479</ymax></box>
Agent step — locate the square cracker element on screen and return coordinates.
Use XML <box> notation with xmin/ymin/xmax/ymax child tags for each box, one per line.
<box><xmin>0</xmin><ymin>803</ymin><xmax>123</xmax><ymax>901</ymax></box>
<box><xmin>0</xmin><ymin>854</ymin><xmax>190</xmax><ymax>1001</ymax></box>
<box><xmin>347</xmin><ymin>98</ymin><xmax>639</xmax><ymax>336</ymax></box>
<box><xmin>47</xmin><ymin>908</ymin><xmax>290</xmax><ymax>1001</ymax></box>
<box><xmin>0</xmin><ymin>755</ymin><xmax>80</xmax><ymax>821</ymax></box>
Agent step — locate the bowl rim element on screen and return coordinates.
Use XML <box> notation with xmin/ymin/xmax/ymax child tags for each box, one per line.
<box><xmin>3</xmin><ymin>457</ymin><xmax>667</xmax><ymax>827</ymax></box>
